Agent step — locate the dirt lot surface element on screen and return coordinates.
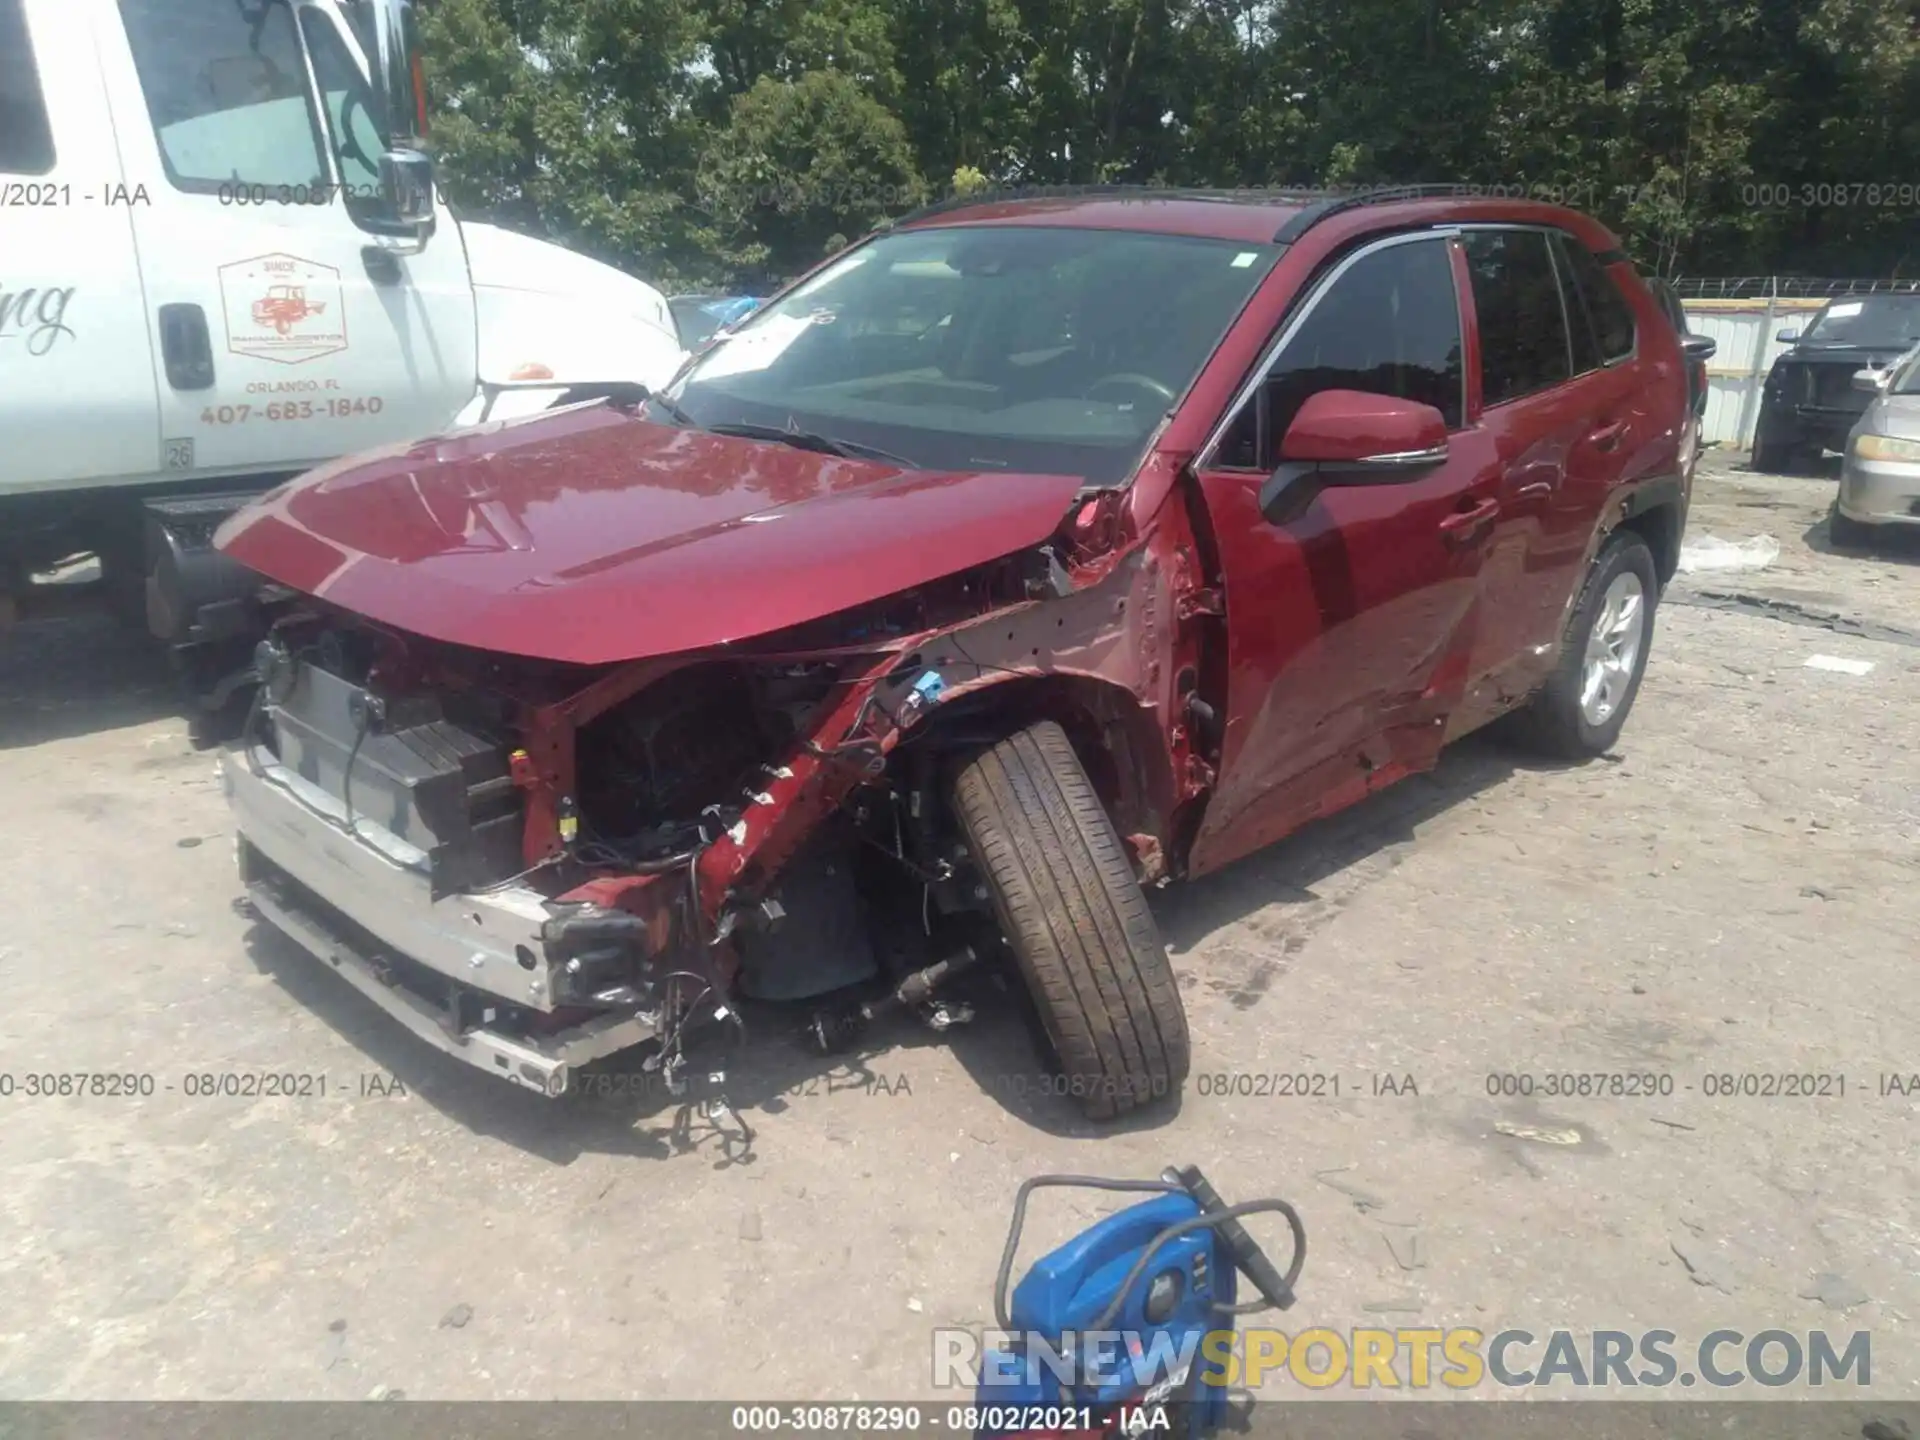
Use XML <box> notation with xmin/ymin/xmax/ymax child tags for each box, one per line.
<box><xmin>2</xmin><ymin>448</ymin><xmax>1916</xmax><ymax>1403</ymax></box>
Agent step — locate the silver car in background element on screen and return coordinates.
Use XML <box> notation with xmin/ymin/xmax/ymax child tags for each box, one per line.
<box><xmin>1833</xmin><ymin>343</ymin><xmax>1920</xmax><ymax>547</ymax></box>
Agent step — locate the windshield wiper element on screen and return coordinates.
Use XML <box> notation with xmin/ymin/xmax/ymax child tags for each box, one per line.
<box><xmin>635</xmin><ymin>389</ymin><xmax>701</xmax><ymax>428</ymax></box>
<box><xmin>705</xmin><ymin>422</ymin><xmax>918</xmax><ymax>469</ymax></box>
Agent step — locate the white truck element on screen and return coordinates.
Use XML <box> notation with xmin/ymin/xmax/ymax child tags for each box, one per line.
<box><xmin>1</xmin><ymin>0</ymin><xmax>686</xmax><ymax>726</ymax></box>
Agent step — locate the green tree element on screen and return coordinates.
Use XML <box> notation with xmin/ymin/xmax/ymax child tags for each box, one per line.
<box><xmin>421</xmin><ymin>0</ymin><xmax>1920</xmax><ymax>284</ymax></box>
<box><xmin>693</xmin><ymin>70</ymin><xmax>928</xmax><ymax>283</ymax></box>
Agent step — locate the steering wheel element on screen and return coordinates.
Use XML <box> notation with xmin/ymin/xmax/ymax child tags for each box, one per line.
<box><xmin>336</xmin><ymin>89</ymin><xmax>379</xmax><ymax>178</ymax></box>
<box><xmin>1083</xmin><ymin>372</ymin><xmax>1177</xmax><ymax>407</ymax></box>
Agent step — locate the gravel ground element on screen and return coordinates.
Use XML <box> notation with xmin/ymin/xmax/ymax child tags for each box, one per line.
<box><xmin>1</xmin><ymin>448</ymin><xmax>1915</xmax><ymax>1403</ymax></box>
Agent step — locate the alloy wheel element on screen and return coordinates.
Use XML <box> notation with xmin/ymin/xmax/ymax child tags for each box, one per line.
<box><xmin>1579</xmin><ymin>571</ymin><xmax>1646</xmax><ymax>727</ymax></box>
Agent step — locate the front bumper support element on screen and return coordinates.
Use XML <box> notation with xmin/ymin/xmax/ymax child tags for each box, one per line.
<box><xmin>223</xmin><ymin>744</ymin><xmax>659</xmax><ymax>1096</ymax></box>
<box><xmin>246</xmin><ymin>866</ymin><xmax>657</xmax><ymax>1096</ymax></box>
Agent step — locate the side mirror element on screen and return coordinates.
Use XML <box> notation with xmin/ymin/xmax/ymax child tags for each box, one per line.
<box><xmin>1682</xmin><ymin>334</ymin><xmax>1717</xmax><ymax>363</ymax></box>
<box><xmin>378</xmin><ymin>148</ymin><xmax>435</xmax><ymax>230</ymax></box>
<box><xmin>356</xmin><ymin>0</ymin><xmax>434</xmax><ymax>242</ymax></box>
<box><xmin>1259</xmin><ymin>390</ymin><xmax>1449</xmax><ymax>526</ymax></box>
<box><xmin>1852</xmin><ymin>367</ymin><xmax>1890</xmax><ymax>395</ymax></box>
<box><xmin>1775</xmin><ymin>329</ymin><xmax>1800</xmax><ymax>344</ymax></box>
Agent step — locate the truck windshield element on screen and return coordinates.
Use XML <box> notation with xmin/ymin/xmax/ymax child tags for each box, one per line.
<box><xmin>668</xmin><ymin>226</ymin><xmax>1279</xmax><ymax>484</ymax></box>
<box><xmin>1802</xmin><ymin>294</ymin><xmax>1920</xmax><ymax>348</ymax></box>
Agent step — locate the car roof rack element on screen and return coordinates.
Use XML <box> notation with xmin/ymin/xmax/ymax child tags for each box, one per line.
<box><xmin>883</xmin><ymin>180</ymin><xmax>1526</xmax><ymax>245</ymax></box>
<box><xmin>1266</xmin><ymin>182</ymin><xmax>1516</xmax><ymax>243</ymax></box>
<box><xmin>883</xmin><ymin>183</ymin><xmax>1340</xmax><ymax>232</ymax></box>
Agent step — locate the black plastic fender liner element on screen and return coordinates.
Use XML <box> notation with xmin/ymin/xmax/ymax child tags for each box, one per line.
<box><xmin>1615</xmin><ymin>472</ymin><xmax>1688</xmax><ymax>588</ymax></box>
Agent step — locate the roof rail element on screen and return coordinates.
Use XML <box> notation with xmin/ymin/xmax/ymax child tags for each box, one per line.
<box><xmin>881</xmin><ymin>179</ymin><xmax>1551</xmax><ymax>245</ymax></box>
<box><xmin>883</xmin><ymin>182</ymin><xmax>1346</xmax><ymax>233</ymax></box>
<box><xmin>1267</xmin><ymin>182</ymin><xmax>1516</xmax><ymax>243</ymax></box>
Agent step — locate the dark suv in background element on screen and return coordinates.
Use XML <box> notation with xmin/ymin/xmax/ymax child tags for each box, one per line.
<box><xmin>1753</xmin><ymin>291</ymin><xmax>1920</xmax><ymax>473</ymax></box>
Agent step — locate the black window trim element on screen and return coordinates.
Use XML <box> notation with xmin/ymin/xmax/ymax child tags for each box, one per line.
<box><xmin>117</xmin><ymin>0</ymin><xmax>340</xmax><ymax>200</ymax></box>
<box><xmin>1457</xmin><ymin>221</ymin><xmax>1620</xmax><ymax>411</ymax></box>
<box><xmin>1543</xmin><ymin>230</ymin><xmax>1582</xmax><ymax>378</ymax></box>
<box><xmin>1</xmin><ymin>0</ymin><xmax>57</xmax><ymax>175</ymax></box>
<box><xmin>1549</xmin><ymin>229</ymin><xmax>1640</xmax><ymax>372</ymax></box>
<box><xmin>1196</xmin><ymin>226</ymin><xmax>1468</xmax><ymax>473</ymax></box>
<box><xmin>1459</xmin><ymin>221</ymin><xmax>1642</xmax><ymax>374</ymax></box>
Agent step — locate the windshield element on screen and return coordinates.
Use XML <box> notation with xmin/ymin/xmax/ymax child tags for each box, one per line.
<box><xmin>671</xmin><ymin>295</ymin><xmax>761</xmax><ymax>352</ymax></box>
<box><xmin>1801</xmin><ymin>294</ymin><xmax>1920</xmax><ymax>348</ymax></box>
<box><xmin>667</xmin><ymin>226</ymin><xmax>1281</xmax><ymax>483</ymax></box>
<box><xmin>1888</xmin><ymin>346</ymin><xmax>1920</xmax><ymax>396</ymax></box>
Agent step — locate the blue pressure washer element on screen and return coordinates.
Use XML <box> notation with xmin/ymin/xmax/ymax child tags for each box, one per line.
<box><xmin>976</xmin><ymin>1166</ymin><xmax>1307</xmax><ymax>1438</ymax></box>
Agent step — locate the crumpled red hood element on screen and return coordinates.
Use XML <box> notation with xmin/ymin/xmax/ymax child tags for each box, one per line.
<box><xmin>214</xmin><ymin>404</ymin><xmax>1086</xmax><ymax>664</ymax></box>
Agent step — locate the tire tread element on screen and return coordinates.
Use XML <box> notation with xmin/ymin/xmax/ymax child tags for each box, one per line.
<box><xmin>951</xmin><ymin>721</ymin><xmax>1188</xmax><ymax>1118</ymax></box>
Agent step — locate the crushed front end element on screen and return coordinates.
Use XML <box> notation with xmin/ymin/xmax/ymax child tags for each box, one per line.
<box><xmin>216</xmin><ymin>535</ymin><xmax>1140</xmax><ymax>1099</ymax></box>
<box><xmin>220</xmin><ymin>602</ymin><xmax>906</xmax><ymax>1100</ymax></box>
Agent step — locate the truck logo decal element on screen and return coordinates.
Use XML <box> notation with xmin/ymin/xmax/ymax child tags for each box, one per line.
<box><xmin>218</xmin><ymin>253</ymin><xmax>348</xmax><ymax>364</ymax></box>
<box><xmin>0</xmin><ymin>283</ymin><xmax>76</xmax><ymax>356</ymax></box>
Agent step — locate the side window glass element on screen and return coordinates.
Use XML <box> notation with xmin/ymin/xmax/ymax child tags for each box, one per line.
<box><xmin>1461</xmin><ymin>229</ymin><xmax>1571</xmax><ymax>406</ymax></box>
<box><xmin>1555</xmin><ymin>233</ymin><xmax>1637</xmax><ymax>365</ymax></box>
<box><xmin>119</xmin><ymin>0</ymin><xmax>328</xmax><ymax>193</ymax></box>
<box><xmin>0</xmin><ymin>0</ymin><xmax>55</xmax><ymax>174</ymax></box>
<box><xmin>300</xmin><ymin>12</ymin><xmax>382</xmax><ymax>198</ymax></box>
<box><xmin>1215</xmin><ymin>237</ymin><xmax>1463</xmax><ymax>470</ymax></box>
<box><xmin>1560</xmin><ymin>240</ymin><xmax>1604</xmax><ymax>375</ymax></box>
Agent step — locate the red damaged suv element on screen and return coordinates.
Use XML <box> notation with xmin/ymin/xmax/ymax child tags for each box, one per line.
<box><xmin>217</xmin><ymin>188</ymin><xmax>1694</xmax><ymax>1119</ymax></box>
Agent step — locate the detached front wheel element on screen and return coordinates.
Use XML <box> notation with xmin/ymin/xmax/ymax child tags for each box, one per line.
<box><xmin>951</xmin><ymin>721</ymin><xmax>1189</xmax><ymax>1120</ymax></box>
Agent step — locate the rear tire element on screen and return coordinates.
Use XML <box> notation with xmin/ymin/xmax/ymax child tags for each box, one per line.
<box><xmin>1508</xmin><ymin>530</ymin><xmax>1658</xmax><ymax>761</ymax></box>
<box><xmin>1828</xmin><ymin>502</ymin><xmax>1875</xmax><ymax>550</ymax></box>
<box><xmin>950</xmin><ymin>721</ymin><xmax>1189</xmax><ymax>1120</ymax></box>
<box><xmin>1751</xmin><ymin>430</ymin><xmax>1816</xmax><ymax>476</ymax></box>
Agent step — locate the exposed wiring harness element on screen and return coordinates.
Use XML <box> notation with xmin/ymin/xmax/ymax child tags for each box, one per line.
<box><xmin>644</xmin><ymin>843</ymin><xmax>752</xmax><ymax>1153</ymax></box>
<box><xmin>339</xmin><ymin>699</ymin><xmax>373</xmax><ymax>842</ymax></box>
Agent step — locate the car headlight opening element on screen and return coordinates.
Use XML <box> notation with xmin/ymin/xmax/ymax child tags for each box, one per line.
<box><xmin>1853</xmin><ymin>432</ymin><xmax>1920</xmax><ymax>462</ymax></box>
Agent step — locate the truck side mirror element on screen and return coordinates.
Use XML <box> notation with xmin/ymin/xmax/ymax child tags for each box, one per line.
<box><xmin>1775</xmin><ymin>329</ymin><xmax>1800</xmax><ymax>344</ymax></box>
<box><xmin>378</xmin><ymin>149</ymin><xmax>435</xmax><ymax>230</ymax></box>
<box><xmin>356</xmin><ymin>0</ymin><xmax>435</xmax><ymax>243</ymax></box>
<box><xmin>1852</xmin><ymin>367</ymin><xmax>1890</xmax><ymax>395</ymax></box>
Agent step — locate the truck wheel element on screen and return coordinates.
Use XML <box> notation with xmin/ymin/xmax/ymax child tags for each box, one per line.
<box><xmin>1509</xmin><ymin>530</ymin><xmax>1658</xmax><ymax>761</ymax></box>
<box><xmin>97</xmin><ymin>531</ymin><xmax>150</xmax><ymax>631</ymax></box>
<box><xmin>950</xmin><ymin>721</ymin><xmax>1189</xmax><ymax>1120</ymax></box>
